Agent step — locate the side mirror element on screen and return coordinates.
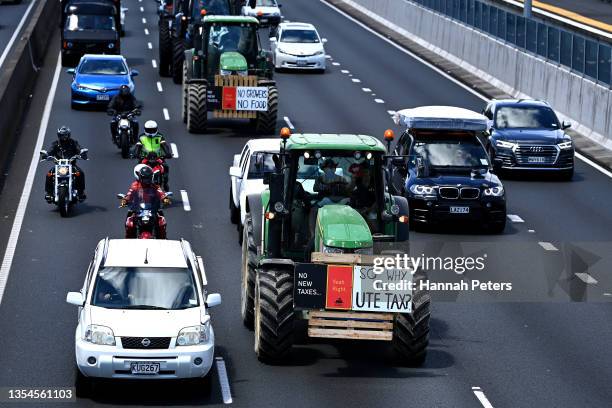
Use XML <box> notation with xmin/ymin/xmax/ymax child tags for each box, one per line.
<box><xmin>66</xmin><ymin>68</ymin><xmax>76</xmax><ymax>75</ymax></box>
<box><xmin>165</xmin><ymin>191</ymin><xmax>173</xmax><ymax>197</ymax></box>
<box><xmin>66</xmin><ymin>291</ymin><xmax>84</xmax><ymax>306</ymax></box>
<box><xmin>562</xmin><ymin>121</ymin><xmax>571</xmax><ymax>130</ymax></box>
<box><xmin>229</xmin><ymin>166</ymin><xmax>242</xmax><ymax>178</ymax></box>
<box><xmin>270</xmin><ymin>37</ymin><xmax>277</xmax><ymax>43</ymax></box>
<box><xmin>205</xmin><ymin>293</ymin><xmax>222</xmax><ymax>308</ymax></box>
<box><xmin>130</xmin><ymin>69</ymin><xmax>139</xmax><ymax>77</ymax></box>
<box><xmin>40</xmin><ymin>150</ymin><xmax>48</xmax><ymax>159</ymax></box>
<box><xmin>79</xmin><ymin>148</ymin><xmax>88</xmax><ymax>160</ymax></box>
<box><xmin>116</xmin><ymin>193</ymin><xmax>126</xmax><ymax>199</ymax></box>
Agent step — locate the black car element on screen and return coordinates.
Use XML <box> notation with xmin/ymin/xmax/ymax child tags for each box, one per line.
<box><xmin>388</xmin><ymin>107</ymin><xmax>507</xmax><ymax>233</ymax></box>
<box><xmin>483</xmin><ymin>99</ymin><xmax>574</xmax><ymax>179</ymax></box>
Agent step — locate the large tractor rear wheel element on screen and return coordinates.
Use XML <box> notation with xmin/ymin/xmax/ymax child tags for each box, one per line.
<box><xmin>254</xmin><ymin>86</ymin><xmax>278</xmax><ymax>135</ymax></box>
<box><xmin>254</xmin><ymin>267</ymin><xmax>294</xmax><ymax>362</ymax></box>
<box><xmin>187</xmin><ymin>83</ymin><xmax>208</xmax><ymax>133</ymax></box>
<box><xmin>158</xmin><ymin>21</ymin><xmax>172</xmax><ymax>77</ymax></box>
<box><xmin>172</xmin><ymin>38</ymin><xmax>185</xmax><ymax>84</ymax></box>
<box><xmin>240</xmin><ymin>214</ymin><xmax>257</xmax><ymax>329</ymax></box>
<box><xmin>391</xmin><ymin>268</ymin><xmax>430</xmax><ymax>366</ymax></box>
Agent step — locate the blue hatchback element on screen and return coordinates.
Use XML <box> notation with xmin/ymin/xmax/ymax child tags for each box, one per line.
<box><xmin>67</xmin><ymin>54</ymin><xmax>138</xmax><ymax>109</ymax></box>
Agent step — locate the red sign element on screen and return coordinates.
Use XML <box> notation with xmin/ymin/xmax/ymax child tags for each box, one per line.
<box><xmin>325</xmin><ymin>265</ymin><xmax>353</xmax><ymax>310</ymax></box>
<box><xmin>222</xmin><ymin>87</ymin><xmax>237</xmax><ymax>110</ymax></box>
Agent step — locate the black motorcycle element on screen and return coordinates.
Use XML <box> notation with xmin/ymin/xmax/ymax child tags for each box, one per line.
<box><xmin>108</xmin><ymin>108</ymin><xmax>141</xmax><ymax>158</ymax></box>
<box><xmin>40</xmin><ymin>148</ymin><xmax>88</xmax><ymax>217</ymax></box>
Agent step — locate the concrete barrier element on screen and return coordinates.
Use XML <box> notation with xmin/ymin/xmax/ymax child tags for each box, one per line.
<box><xmin>343</xmin><ymin>0</ymin><xmax>612</xmax><ymax>150</ymax></box>
<box><xmin>0</xmin><ymin>0</ymin><xmax>60</xmax><ymax>180</ymax></box>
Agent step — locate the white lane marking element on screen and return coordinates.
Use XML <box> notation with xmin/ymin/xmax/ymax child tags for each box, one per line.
<box><xmin>148</xmin><ymin>42</ymin><xmax>153</xmax><ymax>49</ymax></box>
<box><xmin>332</xmin><ymin>62</ymin><xmax>340</xmax><ymax>66</ymax></box>
<box><xmin>180</xmin><ymin>190</ymin><xmax>191</xmax><ymax>212</ymax></box>
<box><xmin>216</xmin><ymin>357</ymin><xmax>233</xmax><ymax>404</ymax></box>
<box><xmin>320</xmin><ymin>0</ymin><xmax>612</xmax><ymax>181</ymax></box>
<box><xmin>156</xmin><ymin>81</ymin><xmax>163</xmax><ymax>92</ymax></box>
<box><xmin>539</xmin><ymin>242</ymin><xmax>558</xmax><ymax>251</ymax></box>
<box><xmin>351</xmin><ymin>78</ymin><xmax>361</xmax><ymax>83</ymax></box>
<box><xmin>374</xmin><ymin>98</ymin><xmax>385</xmax><ymax>104</ymax></box>
<box><xmin>472</xmin><ymin>387</ymin><xmax>495</xmax><ymax>408</ymax></box>
<box><xmin>144</xmin><ymin>28</ymin><xmax>150</xmax><ymax>35</ymax></box>
<box><xmin>575</xmin><ymin>273</ymin><xmax>598</xmax><ymax>284</ymax></box>
<box><xmin>387</xmin><ymin>110</ymin><xmax>396</xmax><ymax>115</ymax></box>
<box><xmin>140</xmin><ymin>6</ymin><xmax>144</xmax><ymax>12</ymax></box>
<box><xmin>0</xmin><ymin>0</ymin><xmax>37</xmax><ymax>70</ymax></box>
<box><xmin>0</xmin><ymin>53</ymin><xmax>62</xmax><ymax>305</ymax></box>
<box><xmin>163</xmin><ymin>108</ymin><xmax>170</xmax><ymax>120</ymax></box>
<box><xmin>142</xmin><ymin>18</ymin><xmax>147</xmax><ymax>24</ymax></box>
<box><xmin>325</xmin><ymin>54</ymin><xmax>332</xmax><ymax>59</ymax></box>
<box><xmin>283</xmin><ymin>116</ymin><xmax>295</xmax><ymax>130</ymax></box>
<box><xmin>604</xmin><ymin>293</ymin><xmax>612</xmax><ymax>296</ymax></box>
<box><xmin>341</xmin><ymin>69</ymin><xmax>350</xmax><ymax>74</ymax></box>
<box><xmin>170</xmin><ymin>143</ymin><xmax>179</xmax><ymax>158</ymax></box>
<box><xmin>152</xmin><ymin>59</ymin><xmax>158</xmax><ymax>68</ymax></box>
<box><xmin>507</xmin><ymin>214</ymin><xmax>524</xmax><ymax>223</ymax></box>
<box><xmin>362</xmin><ymin>87</ymin><xmax>372</xmax><ymax>92</ymax></box>
<box><xmin>528</xmin><ymin>229</ymin><xmax>535</xmax><ymax>233</ymax></box>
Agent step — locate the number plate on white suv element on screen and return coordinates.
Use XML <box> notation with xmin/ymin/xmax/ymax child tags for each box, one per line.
<box><xmin>130</xmin><ymin>362</ymin><xmax>160</xmax><ymax>375</ymax></box>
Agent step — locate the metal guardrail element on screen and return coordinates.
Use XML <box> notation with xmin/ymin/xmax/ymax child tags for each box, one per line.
<box><xmin>412</xmin><ymin>0</ymin><xmax>612</xmax><ymax>87</ymax></box>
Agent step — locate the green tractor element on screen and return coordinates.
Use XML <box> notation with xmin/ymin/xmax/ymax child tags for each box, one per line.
<box><xmin>182</xmin><ymin>15</ymin><xmax>278</xmax><ymax>134</ymax></box>
<box><xmin>241</xmin><ymin>128</ymin><xmax>431</xmax><ymax>364</ymax></box>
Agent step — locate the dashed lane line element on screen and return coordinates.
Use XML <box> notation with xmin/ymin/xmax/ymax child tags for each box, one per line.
<box><xmin>332</xmin><ymin>62</ymin><xmax>340</xmax><ymax>66</ymax></box>
<box><xmin>157</xmin><ymin>81</ymin><xmax>163</xmax><ymax>92</ymax></box>
<box><xmin>216</xmin><ymin>357</ymin><xmax>233</xmax><ymax>404</ymax></box>
<box><xmin>507</xmin><ymin>214</ymin><xmax>524</xmax><ymax>223</ymax></box>
<box><xmin>362</xmin><ymin>87</ymin><xmax>372</xmax><ymax>92</ymax></box>
<box><xmin>152</xmin><ymin>59</ymin><xmax>157</xmax><ymax>68</ymax></box>
<box><xmin>163</xmin><ymin>108</ymin><xmax>170</xmax><ymax>120</ymax></box>
<box><xmin>575</xmin><ymin>273</ymin><xmax>598</xmax><ymax>284</ymax></box>
<box><xmin>472</xmin><ymin>387</ymin><xmax>495</xmax><ymax>408</ymax></box>
<box><xmin>539</xmin><ymin>242</ymin><xmax>559</xmax><ymax>251</ymax></box>
<box><xmin>0</xmin><ymin>53</ymin><xmax>62</xmax><ymax>305</ymax></box>
<box><xmin>180</xmin><ymin>190</ymin><xmax>191</xmax><ymax>212</ymax></box>
<box><xmin>140</xmin><ymin>6</ymin><xmax>144</xmax><ymax>12</ymax></box>
<box><xmin>351</xmin><ymin>78</ymin><xmax>361</xmax><ymax>83</ymax></box>
<box><xmin>341</xmin><ymin>69</ymin><xmax>350</xmax><ymax>74</ymax></box>
<box><xmin>170</xmin><ymin>143</ymin><xmax>179</xmax><ymax>158</ymax></box>
<box><xmin>283</xmin><ymin>116</ymin><xmax>295</xmax><ymax>130</ymax></box>
<box><xmin>144</xmin><ymin>28</ymin><xmax>150</xmax><ymax>35</ymax></box>
<box><xmin>142</xmin><ymin>18</ymin><xmax>147</xmax><ymax>24</ymax></box>
<box><xmin>374</xmin><ymin>98</ymin><xmax>385</xmax><ymax>104</ymax></box>
<box><xmin>148</xmin><ymin>42</ymin><xmax>153</xmax><ymax>49</ymax></box>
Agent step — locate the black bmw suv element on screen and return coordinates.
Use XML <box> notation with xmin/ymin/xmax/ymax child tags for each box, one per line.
<box><xmin>483</xmin><ymin>99</ymin><xmax>574</xmax><ymax>179</ymax></box>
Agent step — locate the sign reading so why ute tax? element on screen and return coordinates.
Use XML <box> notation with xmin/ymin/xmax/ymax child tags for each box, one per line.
<box><xmin>222</xmin><ymin>86</ymin><xmax>268</xmax><ymax>111</ymax></box>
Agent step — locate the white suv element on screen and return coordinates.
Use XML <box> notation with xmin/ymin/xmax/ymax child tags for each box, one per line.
<box><xmin>66</xmin><ymin>238</ymin><xmax>221</xmax><ymax>395</ymax></box>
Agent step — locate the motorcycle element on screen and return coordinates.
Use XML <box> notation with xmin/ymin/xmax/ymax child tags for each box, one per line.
<box><xmin>117</xmin><ymin>191</ymin><xmax>172</xmax><ymax>239</ymax></box>
<box><xmin>40</xmin><ymin>148</ymin><xmax>88</xmax><ymax>217</ymax></box>
<box><xmin>140</xmin><ymin>152</ymin><xmax>169</xmax><ymax>191</ymax></box>
<box><xmin>108</xmin><ymin>108</ymin><xmax>141</xmax><ymax>159</ymax></box>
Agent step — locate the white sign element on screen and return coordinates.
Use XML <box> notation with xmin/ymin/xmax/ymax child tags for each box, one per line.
<box><xmin>352</xmin><ymin>265</ymin><xmax>412</xmax><ymax>313</ymax></box>
<box><xmin>236</xmin><ymin>87</ymin><xmax>268</xmax><ymax>111</ymax></box>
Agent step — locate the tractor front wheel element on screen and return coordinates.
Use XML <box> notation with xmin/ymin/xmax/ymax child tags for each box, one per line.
<box><xmin>254</xmin><ymin>86</ymin><xmax>278</xmax><ymax>135</ymax></box>
<box><xmin>254</xmin><ymin>267</ymin><xmax>294</xmax><ymax>362</ymax></box>
<box><xmin>187</xmin><ymin>83</ymin><xmax>208</xmax><ymax>134</ymax></box>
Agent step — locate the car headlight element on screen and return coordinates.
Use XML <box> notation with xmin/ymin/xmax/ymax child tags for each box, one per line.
<box><xmin>483</xmin><ymin>186</ymin><xmax>504</xmax><ymax>196</ymax></box>
<box><xmin>409</xmin><ymin>184</ymin><xmax>436</xmax><ymax>196</ymax></box>
<box><xmin>495</xmin><ymin>140</ymin><xmax>517</xmax><ymax>149</ymax></box>
<box><xmin>557</xmin><ymin>140</ymin><xmax>573</xmax><ymax>150</ymax></box>
<box><xmin>57</xmin><ymin>166</ymin><xmax>69</xmax><ymax>176</ymax></box>
<box><xmin>322</xmin><ymin>245</ymin><xmax>344</xmax><ymax>254</ymax></box>
<box><xmin>84</xmin><ymin>325</ymin><xmax>116</xmax><ymax>346</ymax></box>
<box><xmin>76</xmin><ymin>84</ymin><xmax>88</xmax><ymax>91</ymax></box>
<box><xmin>177</xmin><ymin>322</ymin><xmax>210</xmax><ymax>346</ymax></box>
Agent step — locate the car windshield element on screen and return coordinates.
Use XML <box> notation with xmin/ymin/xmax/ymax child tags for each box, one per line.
<box><xmin>281</xmin><ymin>29</ymin><xmax>319</xmax><ymax>43</ymax></box>
<box><xmin>192</xmin><ymin>0</ymin><xmax>230</xmax><ymax>18</ymax></box>
<box><xmin>208</xmin><ymin>24</ymin><xmax>258</xmax><ymax>59</ymax></box>
<box><xmin>412</xmin><ymin>138</ymin><xmax>489</xmax><ymax>168</ymax></box>
<box><xmin>65</xmin><ymin>14</ymin><xmax>115</xmax><ymax>31</ymax></box>
<box><xmin>91</xmin><ymin>267</ymin><xmax>199</xmax><ymax>310</ymax></box>
<box><xmin>494</xmin><ymin>106</ymin><xmax>559</xmax><ymax>129</ymax></box>
<box><xmin>79</xmin><ymin>59</ymin><xmax>127</xmax><ymax>75</ymax></box>
<box><xmin>296</xmin><ymin>153</ymin><xmax>376</xmax><ymax>196</ymax></box>
<box><xmin>248</xmin><ymin>152</ymin><xmax>276</xmax><ymax>178</ymax></box>
<box><xmin>256</xmin><ymin>0</ymin><xmax>277</xmax><ymax>6</ymax></box>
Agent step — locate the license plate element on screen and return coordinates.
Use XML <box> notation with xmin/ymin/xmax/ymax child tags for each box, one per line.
<box><xmin>450</xmin><ymin>206</ymin><xmax>470</xmax><ymax>214</ymax></box>
<box><xmin>130</xmin><ymin>362</ymin><xmax>160</xmax><ymax>375</ymax></box>
<box><xmin>527</xmin><ymin>156</ymin><xmax>546</xmax><ymax>163</ymax></box>
<box><xmin>297</xmin><ymin>58</ymin><xmax>307</xmax><ymax>66</ymax></box>
<box><xmin>96</xmin><ymin>94</ymin><xmax>110</xmax><ymax>101</ymax></box>
<box><xmin>260</xmin><ymin>18</ymin><xmax>268</xmax><ymax>23</ymax></box>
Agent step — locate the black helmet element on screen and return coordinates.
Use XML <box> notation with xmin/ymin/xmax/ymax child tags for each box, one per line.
<box><xmin>57</xmin><ymin>126</ymin><xmax>71</xmax><ymax>142</ymax></box>
<box><xmin>119</xmin><ymin>84</ymin><xmax>130</xmax><ymax>96</ymax></box>
<box><xmin>146</xmin><ymin>150</ymin><xmax>159</xmax><ymax>161</ymax></box>
<box><xmin>144</xmin><ymin>120</ymin><xmax>158</xmax><ymax>136</ymax></box>
<box><xmin>137</xmin><ymin>165</ymin><xmax>154</xmax><ymax>185</ymax></box>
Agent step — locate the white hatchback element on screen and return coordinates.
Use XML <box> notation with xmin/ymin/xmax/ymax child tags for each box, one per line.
<box><xmin>66</xmin><ymin>239</ymin><xmax>221</xmax><ymax>395</ymax></box>
<box><xmin>271</xmin><ymin>22</ymin><xmax>326</xmax><ymax>72</ymax></box>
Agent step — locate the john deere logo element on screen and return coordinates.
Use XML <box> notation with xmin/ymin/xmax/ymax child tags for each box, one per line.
<box><xmin>141</xmin><ymin>338</ymin><xmax>151</xmax><ymax>347</ymax></box>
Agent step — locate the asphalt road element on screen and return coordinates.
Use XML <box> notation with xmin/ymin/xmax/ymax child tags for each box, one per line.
<box><xmin>0</xmin><ymin>0</ymin><xmax>611</xmax><ymax>407</ymax></box>
<box><xmin>0</xmin><ymin>0</ymin><xmax>35</xmax><ymax>68</ymax></box>
<box><xmin>536</xmin><ymin>0</ymin><xmax>612</xmax><ymax>25</ymax></box>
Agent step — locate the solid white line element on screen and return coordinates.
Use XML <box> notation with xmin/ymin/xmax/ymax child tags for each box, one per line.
<box><xmin>163</xmin><ymin>108</ymin><xmax>170</xmax><ymax>120</ymax></box>
<box><xmin>144</xmin><ymin>28</ymin><xmax>150</xmax><ymax>35</ymax></box>
<box><xmin>156</xmin><ymin>81</ymin><xmax>163</xmax><ymax>92</ymax></box>
<box><xmin>152</xmin><ymin>59</ymin><xmax>158</xmax><ymax>68</ymax></box>
<box><xmin>351</xmin><ymin>78</ymin><xmax>361</xmax><ymax>83</ymax></box>
<box><xmin>0</xmin><ymin>0</ymin><xmax>37</xmax><ymax>70</ymax></box>
<box><xmin>507</xmin><ymin>214</ymin><xmax>525</xmax><ymax>223</ymax></box>
<box><xmin>0</xmin><ymin>53</ymin><xmax>62</xmax><ymax>305</ymax></box>
<box><xmin>216</xmin><ymin>357</ymin><xmax>233</xmax><ymax>404</ymax></box>
<box><xmin>170</xmin><ymin>143</ymin><xmax>179</xmax><ymax>158</ymax></box>
<box><xmin>180</xmin><ymin>190</ymin><xmax>191</xmax><ymax>212</ymax></box>
<box><xmin>321</xmin><ymin>0</ymin><xmax>612</xmax><ymax>181</ymax></box>
<box><xmin>362</xmin><ymin>87</ymin><xmax>372</xmax><ymax>92</ymax></box>
<box><xmin>148</xmin><ymin>42</ymin><xmax>153</xmax><ymax>49</ymax></box>
<box><xmin>575</xmin><ymin>273</ymin><xmax>598</xmax><ymax>284</ymax></box>
<box><xmin>283</xmin><ymin>116</ymin><xmax>295</xmax><ymax>130</ymax></box>
<box><xmin>472</xmin><ymin>387</ymin><xmax>495</xmax><ymax>408</ymax></box>
<box><xmin>539</xmin><ymin>242</ymin><xmax>559</xmax><ymax>251</ymax></box>
<box><xmin>374</xmin><ymin>98</ymin><xmax>385</xmax><ymax>104</ymax></box>
<box><xmin>142</xmin><ymin>18</ymin><xmax>147</xmax><ymax>24</ymax></box>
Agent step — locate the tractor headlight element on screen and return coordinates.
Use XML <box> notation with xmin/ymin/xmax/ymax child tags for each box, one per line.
<box><xmin>322</xmin><ymin>245</ymin><xmax>344</xmax><ymax>254</ymax></box>
<box><xmin>84</xmin><ymin>325</ymin><xmax>116</xmax><ymax>346</ymax></box>
<box><xmin>483</xmin><ymin>186</ymin><xmax>504</xmax><ymax>197</ymax></box>
<box><xmin>108</xmin><ymin>43</ymin><xmax>115</xmax><ymax>49</ymax></box>
<box><xmin>274</xmin><ymin>201</ymin><xmax>285</xmax><ymax>213</ymax></box>
<box><xmin>557</xmin><ymin>140</ymin><xmax>573</xmax><ymax>150</ymax></box>
<box><xmin>57</xmin><ymin>166</ymin><xmax>69</xmax><ymax>176</ymax></box>
<box><xmin>495</xmin><ymin>140</ymin><xmax>517</xmax><ymax>149</ymax></box>
<box><xmin>409</xmin><ymin>184</ymin><xmax>436</xmax><ymax>196</ymax></box>
<box><xmin>390</xmin><ymin>204</ymin><xmax>400</xmax><ymax>215</ymax></box>
<box><xmin>177</xmin><ymin>322</ymin><xmax>210</xmax><ymax>346</ymax></box>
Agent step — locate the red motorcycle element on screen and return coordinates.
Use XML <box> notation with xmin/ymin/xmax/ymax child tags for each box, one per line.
<box><xmin>140</xmin><ymin>151</ymin><xmax>169</xmax><ymax>191</ymax></box>
<box><xmin>117</xmin><ymin>189</ymin><xmax>172</xmax><ymax>239</ymax></box>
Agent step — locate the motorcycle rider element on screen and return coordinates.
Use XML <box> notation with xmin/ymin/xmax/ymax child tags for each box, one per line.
<box><xmin>107</xmin><ymin>85</ymin><xmax>141</xmax><ymax>141</ymax></box>
<box><xmin>44</xmin><ymin>126</ymin><xmax>87</xmax><ymax>202</ymax></box>
<box><xmin>133</xmin><ymin>120</ymin><xmax>173</xmax><ymax>191</ymax></box>
<box><xmin>120</xmin><ymin>164</ymin><xmax>171</xmax><ymax>239</ymax></box>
